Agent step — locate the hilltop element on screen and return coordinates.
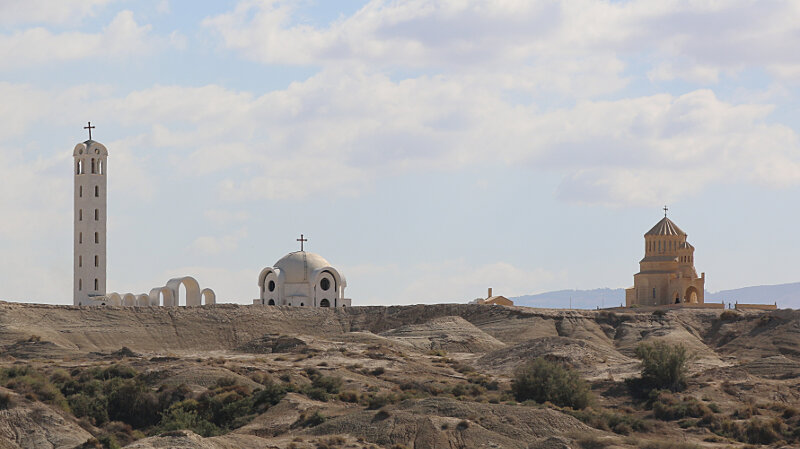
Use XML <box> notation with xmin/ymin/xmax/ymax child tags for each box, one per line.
<box><xmin>0</xmin><ymin>301</ymin><xmax>799</xmax><ymax>448</ymax></box>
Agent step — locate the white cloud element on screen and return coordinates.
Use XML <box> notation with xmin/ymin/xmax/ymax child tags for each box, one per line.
<box><xmin>0</xmin><ymin>11</ymin><xmax>156</xmax><ymax>69</ymax></box>
<box><xmin>0</xmin><ymin>0</ymin><xmax>113</xmax><ymax>26</ymax></box>
<box><xmin>204</xmin><ymin>0</ymin><xmax>800</xmax><ymax>84</ymax></box>
<box><xmin>95</xmin><ymin>73</ymin><xmax>800</xmax><ymax>205</ymax></box>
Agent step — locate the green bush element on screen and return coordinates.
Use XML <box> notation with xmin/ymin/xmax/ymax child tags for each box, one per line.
<box><xmin>745</xmin><ymin>417</ymin><xmax>782</xmax><ymax>445</ymax></box>
<box><xmin>650</xmin><ymin>391</ymin><xmax>712</xmax><ymax>421</ymax></box>
<box><xmin>566</xmin><ymin>408</ymin><xmax>650</xmax><ymax>434</ymax></box>
<box><xmin>366</xmin><ymin>393</ymin><xmax>397</xmax><ymax>410</ymax></box>
<box><xmin>0</xmin><ymin>392</ymin><xmax>11</xmax><ymax>410</ymax></box>
<box><xmin>294</xmin><ymin>410</ymin><xmax>326</xmax><ymax>427</ymax></box>
<box><xmin>106</xmin><ymin>378</ymin><xmax>159</xmax><ymax>428</ymax></box>
<box><xmin>68</xmin><ymin>392</ymin><xmax>109</xmax><ymax>425</ymax></box>
<box><xmin>1</xmin><ymin>366</ymin><xmax>69</xmax><ymax>412</ymax></box>
<box><xmin>511</xmin><ymin>358</ymin><xmax>592</xmax><ymax>409</ymax></box>
<box><xmin>157</xmin><ymin>402</ymin><xmax>221</xmax><ymax>437</ymax></box>
<box><xmin>633</xmin><ymin>341</ymin><xmax>690</xmax><ymax>392</ymax></box>
<box><xmin>311</xmin><ymin>375</ymin><xmax>342</xmax><ymax>394</ymax></box>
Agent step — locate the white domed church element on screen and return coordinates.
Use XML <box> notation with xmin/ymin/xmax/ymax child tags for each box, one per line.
<box><xmin>254</xmin><ymin>237</ymin><xmax>350</xmax><ymax>308</ymax></box>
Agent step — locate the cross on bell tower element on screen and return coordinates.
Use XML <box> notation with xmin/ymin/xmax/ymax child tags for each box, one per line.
<box><xmin>297</xmin><ymin>234</ymin><xmax>308</xmax><ymax>251</ymax></box>
<box><xmin>663</xmin><ymin>205</ymin><xmax>669</xmax><ymax>217</ymax></box>
<box><xmin>84</xmin><ymin>121</ymin><xmax>95</xmax><ymax>140</ymax></box>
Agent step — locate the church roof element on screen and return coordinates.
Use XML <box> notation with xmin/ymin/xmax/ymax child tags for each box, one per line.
<box><xmin>645</xmin><ymin>217</ymin><xmax>686</xmax><ymax>236</ymax></box>
<box><xmin>679</xmin><ymin>241</ymin><xmax>694</xmax><ymax>250</ymax></box>
<box><xmin>274</xmin><ymin>251</ymin><xmax>333</xmax><ymax>284</ymax></box>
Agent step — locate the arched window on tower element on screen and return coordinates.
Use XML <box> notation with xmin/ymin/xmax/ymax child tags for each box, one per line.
<box><xmin>79</xmin><ymin>186</ymin><xmax>82</xmax><ymax>197</ymax></box>
<box><xmin>79</xmin><ymin>209</ymin><xmax>82</xmax><ymax>221</ymax></box>
<box><xmin>79</xmin><ymin>279</ymin><xmax>82</xmax><ymax>291</ymax></box>
<box><xmin>94</xmin><ymin>232</ymin><xmax>98</xmax><ymax>243</ymax></box>
<box><xmin>79</xmin><ymin>232</ymin><xmax>82</xmax><ymax>244</ymax></box>
<box><xmin>94</xmin><ymin>279</ymin><xmax>98</xmax><ymax>291</ymax></box>
<box><xmin>91</xmin><ymin>158</ymin><xmax>96</xmax><ymax>174</ymax></box>
<box><xmin>94</xmin><ymin>209</ymin><xmax>99</xmax><ymax>221</ymax></box>
<box><xmin>99</xmin><ymin>160</ymin><xmax>104</xmax><ymax>175</ymax></box>
<box><xmin>94</xmin><ymin>255</ymin><xmax>98</xmax><ymax>267</ymax></box>
<box><xmin>95</xmin><ymin>185</ymin><xmax>99</xmax><ymax>197</ymax></box>
<box><xmin>79</xmin><ymin>256</ymin><xmax>82</xmax><ymax>267</ymax></box>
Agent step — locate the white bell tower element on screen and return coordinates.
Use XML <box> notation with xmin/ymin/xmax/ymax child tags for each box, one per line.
<box><xmin>73</xmin><ymin>122</ymin><xmax>108</xmax><ymax>305</ymax></box>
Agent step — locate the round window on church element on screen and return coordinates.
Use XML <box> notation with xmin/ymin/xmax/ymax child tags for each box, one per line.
<box><xmin>268</xmin><ymin>280</ymin><xmax>275</xmax><ymax>292</ymax></box>
<box><xmin>320</xmin><ymin>278</ymin><xmax>331</xmax><ymax>291</ymax></box>
<box><xmin>95</xmin><ymin>149</ymin><xmax>100</xmax><ymax>154</ymax></box>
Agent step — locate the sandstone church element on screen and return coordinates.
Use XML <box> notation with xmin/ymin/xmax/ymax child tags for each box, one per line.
<box><xmin>71</xmin><ymin>124</ymin><xmax>349</xmax><ymax>308</ymax></box>
<box><xmin>625</xmin><ymin>210</ymin><xmax>705</xmax><ymax>307</ymax></box>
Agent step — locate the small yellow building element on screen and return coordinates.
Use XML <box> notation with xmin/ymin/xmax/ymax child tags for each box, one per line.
<box><xmin>625</xmin><ymin>213</ymin><xmax>705</xmax><ymax>307</ymax></box>
<box><xmin>476</xmin><ymin>288</ymin><xmax>514</xmax><ymax>306</ymax></box>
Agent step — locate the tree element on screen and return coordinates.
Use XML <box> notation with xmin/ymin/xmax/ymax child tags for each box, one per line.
<box><xmin>634</xmin><ymin>341</ymin><xmax>691</xmax><ymax>392</ymax></box>
<box><xmin>511</xmin><ymin>358</ymin><xmax>592</xmax><ymax>409</ymax></box>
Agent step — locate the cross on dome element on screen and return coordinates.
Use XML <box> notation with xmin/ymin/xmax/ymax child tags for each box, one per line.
<box><xmin>83</xmin><ymin>121</ymin><xmax>96</xmax><ymax>140</ymax></box>
<box><xmin>663</xmin><ymin>205</ymin><xmax>668</xmax><ymax>217</ymax></box>
<box><xmin>297</xmin><ymin>234</ymin><xmax>308</xmax><ymax>251</ymax></box>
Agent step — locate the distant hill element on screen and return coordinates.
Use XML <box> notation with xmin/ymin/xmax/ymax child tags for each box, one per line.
<box><xmin>706</xmin><ymin>282</ymin><xmax>800</xmax><ymax>309</ymax></box>
<box><xmin>511</xmin><ymin>288</ymin><xmax>626</xmax><ymax>310</ymax></box>
<box><xmin>511</xmin><ymin>282</ymin><xmax>800</xmax><ymax>309</ymax></box>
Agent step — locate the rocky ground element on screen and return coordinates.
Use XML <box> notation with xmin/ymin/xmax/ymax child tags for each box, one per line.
<box><xmin>0</xmin><ymin>301</ymin><xmax>798</xmax><ymax>448</ymax></box>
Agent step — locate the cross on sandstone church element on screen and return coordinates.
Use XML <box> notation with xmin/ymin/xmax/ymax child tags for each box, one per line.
<box><xmin>297</xmin><ymin>234</ymin><xmax>308</xmax><ymax>251</ymax></box>
<box><xmin>84</xmin><ymin>121</ymin><xmax>95</xmax><ymax>140</ymax></box>
<box><xmin>663</xmin><ymin>205</ymin><xmax>669</xmax><ymax>217</ymax></box>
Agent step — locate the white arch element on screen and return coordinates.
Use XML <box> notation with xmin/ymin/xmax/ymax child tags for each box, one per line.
<box><xmin>312</xmin><ymin>267</ymin><xmax>345</xmax><ymax>307</ymax></box>
<box><xmin>166</xmin><ymin>276</ymin><xmax>202</xmax><ymax>306</ymax></box>
<box><xmin>105</xmin><ymin>292</ymin><xmax>122</xmax><ymax>306</ymax></box>
<box><xmin>149</xmin><ymin>287</ymin><xmax>174</xmax><ymax>307</ymax></box>
<box><xmin>136</xmin><ymin>294</ymin><xmax>151</xmax><ymax>306</ymax></box>
<box><xmin>122</xmin><ymin>293</ymin><xmax>137</xmax><ymax>306</ymax></box>
<box><xmin>201</xmin><ymin>288</ymin><xmax>216</xmax><ymax>305</ymax></box>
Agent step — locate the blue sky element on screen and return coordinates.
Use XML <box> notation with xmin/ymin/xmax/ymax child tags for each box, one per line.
<box><xmin>1</xmin><ymin>0</ymin><xmax>799</xmax><ymax>306</ymax></box>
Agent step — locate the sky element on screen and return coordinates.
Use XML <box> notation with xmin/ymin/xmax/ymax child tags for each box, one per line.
<box><xmin>1</xmin><ymin>0</ymin><xmax>799</xmax><ymax>307</ymax></box>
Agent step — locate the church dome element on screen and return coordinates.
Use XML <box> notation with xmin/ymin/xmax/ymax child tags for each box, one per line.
<box><xmin>645</xmin><ymin>217</ymin><xmax>686</xmax><ymax>236</ymax></box>
<box><xmin>274</xmin><ymin>251</ymin><xmax>332</xmax><ymax>284</ymax></box>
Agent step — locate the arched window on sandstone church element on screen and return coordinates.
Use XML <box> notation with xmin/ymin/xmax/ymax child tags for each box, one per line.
<box><xmin>98</xmin><ymin>160</ymin><xmax>104</xmax><ymax>175</ymax></box>
<box><xmin>94</xmin><ymin>278</ymin><xmax>98</xmax><ymax>290</ymax></box>
<box><xmin>95</xmin><ymin>186</ymin><xmax>99</xmax><ymax>197</ymax></box>
<box><xmin>91</xmin><ymin>158</ymin><xmax>96</xmax><ymax>174</ymax></box>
